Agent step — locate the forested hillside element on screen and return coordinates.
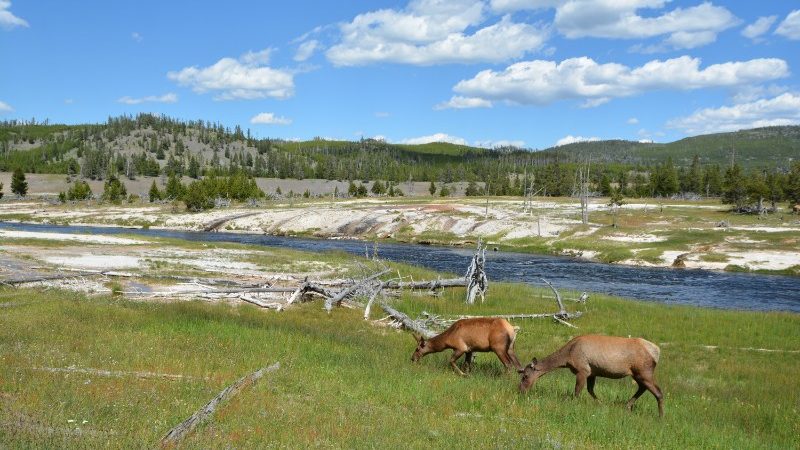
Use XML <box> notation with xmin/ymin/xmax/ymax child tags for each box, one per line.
<box><xmin>0</xmin><ymin>114</ymin><xmax>798</xmax><ymax>203</ymax></box>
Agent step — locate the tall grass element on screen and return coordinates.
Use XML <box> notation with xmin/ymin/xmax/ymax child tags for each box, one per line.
<box><xmin>1</xmin><ymin>284</ymin><xmax>798</xmax><ymax>449</ymax></box>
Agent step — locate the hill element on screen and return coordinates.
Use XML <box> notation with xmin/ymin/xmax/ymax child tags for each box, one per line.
<box><xmin>537</xmin><ymin>126</ymin><xmax>800</xmax><ymax>168</ymax></box>
<box><xmin>0</xmin><ymin>115</ymin><xmax>796</xmax><ymax>199</ymax></box>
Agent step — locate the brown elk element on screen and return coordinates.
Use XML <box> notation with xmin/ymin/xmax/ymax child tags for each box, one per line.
<box><xmin>518</xmin><ymin>335</ymin><xmax>664</xmax><ymax>417</ymax></box>
<box><xmin>411</xmin><ymin>318</ymin><xmax>522</xmax><ymax>376</ymax></box>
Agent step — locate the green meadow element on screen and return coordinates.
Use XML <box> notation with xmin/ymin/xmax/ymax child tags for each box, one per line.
<box><xmin>1</xmin><ymin>271</ymin><xmax>798</xmax><ymax>448</ymax></box>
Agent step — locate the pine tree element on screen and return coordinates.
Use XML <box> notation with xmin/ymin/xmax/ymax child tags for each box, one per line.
<box><xmin>786</xmin><ymin>162</ymin><xmax>800</xmax><ymax>208</ymax></box>
<box><xmin>722</xmin><ymin>163</ymin><xmax>747</xmax><ymax>210</ymax></box>
<box><xmin>101</xmin><ymin>175</ymin><xmax>127</xmax><ymax>204</ymax></box>
<box><xmin>165</xmin><ymin>173</ymin><xmax>185</xmax><ymax>200</ymax></box>
<box><xmin>428</xmin><ymin>181</ymin><xmax>436</xmax><ymax>195</ymax></box>
<box><xmin>11</xmin><ymin>168</ymin><xmax>27</xmax><ymax>197</ymax></box>
<box><xmin>149</xmin><ymin>180</ymin><xmax>162</xmax><ymax>202</ymax></box>
<box><xmin>0</xmin><ymin>181</ymin><xmax>4</xmax><ymax>200</ymax></box>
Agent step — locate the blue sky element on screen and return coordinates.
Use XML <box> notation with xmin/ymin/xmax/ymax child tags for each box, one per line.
<box><xmin>1</xmin><ymin>1</ymin><xmax>799</xmax><ymax>149</ymax></box>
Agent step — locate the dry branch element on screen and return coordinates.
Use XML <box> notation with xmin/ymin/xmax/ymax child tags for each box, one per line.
<box><xmin>239</xmin><ymin>294</ymin><xmax>284</xmax><ymax>310</ymax></box>
<box><xmin>379</xmin><ymin>303</ymin><xmax>436</xmax><ymax>339</ymax></box>
<box><xmin>324</xmin><ymin>269</ymin><xmax>390</xmax><ymax>312</ymax></box>
<box><xmin>160</xmin><ymin>362</ymin><xmax>280</xmax><ymax>447</ymax></box>
<box><xmin>363</xmin><ymin>281</ymin><xmax>386</xmax><ymax>320</ymax></box>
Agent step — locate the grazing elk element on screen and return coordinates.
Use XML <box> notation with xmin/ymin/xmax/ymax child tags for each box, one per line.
<box><xmin>519</xmin><ymin>335</ymin><xmax>664</xmax><ymax>417</ymax></box>
<box><xmin>411</xmin><ymin>318</ymin><xmax>522</xmax><ymax>376</ymax></box>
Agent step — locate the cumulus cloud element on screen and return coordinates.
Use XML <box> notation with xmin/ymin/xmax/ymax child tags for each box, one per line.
<box><xmin>294</xmin><ymin>40</ymin><xmax>319</xmax><ymax>62</ymax></box>
<box><xmin>775</xmin><ymin>10</ymin><xmax>800</xmax><ymax>40</ymax></box>
<box><xmin>250</xmin><ymin>112</ymin><xmax>292</xmax><ymax>125</ymax></box>
<box><xmin>131</xmin><ymin>32</ymin><xmax>143</xmax><ymax>42</ymax></box>
<box><xmin>474</xmin><ymin>139</ymin><xmax>526</xmax><ymax>148</ymax></box>
<box><xmin>117</xmin><ymin>93</ymin><xmax>178</xmax><ymax>105</ymax></box>
<box><xmin>326</xmin><ymin>0</ymin><xmax>548</xmax><ymax>66</ymax></box>
<box><xmin>741</xmin><ymin>16</ymin><xmax>777</xmax><ymax>40</ymax></box>
<box><xmin>400</xmin><ymin>132</ymin><xmax>468</xmax><ymax>145</ymax></box>
<box><xmin>0</xmin><ymin>100</ymin><xmax>13</xmax><ymax>113</ymax></box>
<box><xmin>555</xmin><ymin>135</ymin><xmax>600</xmax><ymax>146</ymax></box>
<box><xmin>168</xmin><ymin>48</ymin><xmax>294</xmax><ymax>100</ymax></box>
<box><xmin>0</xmin><ymin>1</ymin><xmax>27</xmax><ymax>30</ymax></box>
<box><xmin>435</xmin><ymin>95</ymin><xmax>493</xmax><ymax>110</ymax></box>
<box><xmin>374</xmin><ymin>111</ymin><xmax>390</xmax><ymax>118</ymax></box>
<box><xmin>450</xmin><ymin>56</ymin><xmax>788</xmax><ymax>107</ymax></box>
<box><xmin>492</xmin><ymin>0</ymin><xmax>737</xmax><ymax>51</ymax></box>
<box><xmin>627</xmin><ymin>117</ymin><xmax>639</xmax><ymax>124</ymax></box>
<box><xmin>667</xmin><ymin>92</ymin><xmax>800</xmax><ymax>135</ymax></box>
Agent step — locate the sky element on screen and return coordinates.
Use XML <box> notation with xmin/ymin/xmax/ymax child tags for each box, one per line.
<box><xmin>1</xmin><ymin>0</ymin><xmax>799</xmax><ymax>149</ymax></box>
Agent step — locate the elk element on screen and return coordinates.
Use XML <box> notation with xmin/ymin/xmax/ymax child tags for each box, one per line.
<box><xmin>518</xmin><ymin>335</ymin><xmax>664</xmax><ymax>417</ymax></box>
<box><xmin>411</xmin><ymin>318</ymin><xmax>522</xmax><ymax>376</ymax></box>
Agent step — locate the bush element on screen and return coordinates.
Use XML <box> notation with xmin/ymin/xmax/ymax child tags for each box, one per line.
<box><xmin>11</xmin><ymin>168</ymin><xmax>27</xmax><ymax>197</ymax></box>
<box><xmin>101</xmin><ymin>175</ymin><xmax>127</xmax><ymax>204</ymax></box>
<box><xmin>184</xmin><ymin>181</ymin><xmax>215</xmax><ymax>211</ymax></box>
<box><xmin>67</xmin><ymin>180</ymin><xmax>92</xmax><ymax>201</ymax></box>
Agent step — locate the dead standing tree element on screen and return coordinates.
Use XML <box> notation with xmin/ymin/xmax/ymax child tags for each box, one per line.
<box><xmin>464</xmin><ymin>242</ymin><xmax>488</xmax><ymax>304</ymax></box>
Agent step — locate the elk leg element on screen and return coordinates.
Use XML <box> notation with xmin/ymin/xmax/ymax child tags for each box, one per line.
<box><xmin>641</xmin><ymin>379</ymin><xmax>665</xmax><ymax>417</ymax></box>
<box><xmin>493</xmin><ymin>347</ymin><xmax>513</xmax><ymax>371</ymax></box>
<box><xmin>626</xmin><ymin>380</ymin><xmax>647</xmax><ymax>411</ymax></box>
<box><xmin>506</xmin><ymin>344</ymin><xmax>523</xmax><ymax>370</ymax></box>
<box><xmin>574</xmin><ymin>372</ymin><xmax>588</xmax><ymax>397</ymax></box>
<box><xmin>462</xmin><ymin>352</ymin><xmax>474</xmax><ymax>373</ymax></box>
<box><xmin>450</xmin><ymin>350</ymin><xmax>467</xmax><ymax>376</ymax></box>
<box><xmin>587</xmin><ymin>376</ymin><xmax>598</xmax><ymax>400</ymax></box>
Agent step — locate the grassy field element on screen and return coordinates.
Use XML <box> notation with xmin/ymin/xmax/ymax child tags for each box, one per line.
<box><xmin>1</xmin><ymin>276</ymin><xmax>798</xmax><ymax>448</ymax></box>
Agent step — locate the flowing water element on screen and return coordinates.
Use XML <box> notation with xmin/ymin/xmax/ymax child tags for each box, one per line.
<box><xmin>1</xmin><ymin>221</ymin><xmax>798</xmax><ymax>312</ymax></box>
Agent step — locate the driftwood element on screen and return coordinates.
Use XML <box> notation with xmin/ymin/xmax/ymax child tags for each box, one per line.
<box><xmin>239</xmin><ymin>294</ymin><xmax>284</xmax><ymax>310</ymax></box>
<box><xmin>363</xmin><ymin>281</ymin><xmax>386</xmax><ymax>320</ymax></box>
<box><xmin>160</xmin><ymin>362</ymin><xmax>280</xmax><ymax>447</ymax></box>
<box><xmin>324</xmin><ymin>269</ymin><xmax>390</xmax><ymax>312</ymax></box>
<box><xmin>380</xmin><ymin>302</ymin><xmax>436</xmax><ymax>339</ymax></box>
<box><xmin>202</xmin><ymin>211</ymin><xmax>262</xmax><ymax>232</ymax></box>
<box><xmin>288</xmin><ymin>281</ymin><xmax>336</xmax><ymax>304</ymax></box>
<box><xmin>383</xmin><ymin>278</ymin><xmax>466</xmax><ymax>290</ymax></box>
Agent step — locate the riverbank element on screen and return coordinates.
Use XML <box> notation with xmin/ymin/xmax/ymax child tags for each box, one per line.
<box><xmin>0</xmin><ymin>196</ymin><xmax>798</xmax><ymax>276</ymax></box>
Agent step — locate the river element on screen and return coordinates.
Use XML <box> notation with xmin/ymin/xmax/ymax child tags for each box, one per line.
<box><xmin>1</xmin><ymin>221</ymin><xmax>798</xmax><ymax>312</ymax></box>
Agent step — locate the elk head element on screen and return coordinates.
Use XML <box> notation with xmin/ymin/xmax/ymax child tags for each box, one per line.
<box><xmin>411</xmin><ymin>334</ymin><xmax>429</xmax><ymax>362</ymax></box>
<box><xmin>518</xmin><ymin>357</ymin><xmax>542</xmax><ymax>393</ymax></box>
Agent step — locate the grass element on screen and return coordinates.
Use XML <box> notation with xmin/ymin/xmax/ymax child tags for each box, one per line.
<box><xmin>1</xmin><ymin>280</ymin><xmax>798</xmax><ymax>448</ymax></box>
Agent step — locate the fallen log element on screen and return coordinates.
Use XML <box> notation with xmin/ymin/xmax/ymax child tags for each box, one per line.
<box><xmin>382</xmin><ymin>278</ymin><xmax>466</xmax><ymax>290</ymax></box>
<box><xmin>239</xmin><ymin>294</ymin><xmax>284</xmax><ymax>311</ymax></box>
<box><xmin>324</xmin><ymin>269</ymin><xmax>390</xmax><ymax>312</ymax></box>
<box><xmin>379</xmin><ymin>303</ymin><xmax>436</xmax><ymax>339</ymax></box>
<box><xmin>160</xmin><ymin>362</ymin><xmax>280</xmax><ymax>448</ymax></box>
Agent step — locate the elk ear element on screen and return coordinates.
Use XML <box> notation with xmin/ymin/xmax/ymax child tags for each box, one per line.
<box><xmin>532</xmin><ymin>357</ymin><xmax>538</xmax><ymax>365</ymax></box>
<box><xmin>517</xmin><ymin>368</ymin><xmax>525</xmax><ymax>374</ymax></box>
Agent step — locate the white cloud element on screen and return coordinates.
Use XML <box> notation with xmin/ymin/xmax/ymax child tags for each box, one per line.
<box><xmin>492</xmin><ymin>0</ymin><xmax>737</xmax><ymax>51</ymax></box>
<box><xmin>131</xmin><ymin>32</ymin><xmax>143</xmax><ymax>42</ymax></box>
<box><xmin>326</xmin><ymin>0</ymin><xmax>548</xmax><ymax>66</ymax></box>
<box><xmin>435</xmin><ymin>95</ymin><xmax>493</xmax><ymax>109</ymax></box>
<box><xmin>0</xmin><ymin>1</ymin><xmax>28</xmax><ymax>30</ymax></box>
<box><xmin>638</xmin><ymin>139</ymin><xmax>654</xmax><ymax>143</ymax></box>
<box><xmin>168</xmin><ymin>48</ymin><xmax>294</xmax><ymax>100</ymax></box>
<box><xmin>474</xmin><ymin>139</ymin><xmax>525</xmax><ymax>148</ymax></box>
<box><xmin>627</xmin><ymin>117</ymin><xmax>639</xmax><ymax>125</ymax></box>
<box><xmin>250</xmin><ymin>112</ymin><xmax>292</xmax><ymax>125</ymax></box>
<box><xmin>294</xmin><ymin>40</ymin><xmax>319</xmax><ymax>62</ymax></box>
<box><xmin>0</xmin><ymin>100</ymin><xmax>13</xmax><ymax>113</ymax></box>
<box><xmin>555</xmin><ymin>135</ymin><xmax>600</xmax><ymax>146</ymax></box>
<box><xmin>667</xmin><ymin>92</ymin><xmax>800</xmax><ymax>135</ymax></box>
<box><xmin>452</xmin><ymin>56</ymin><xmax>789</xmax><ymax>107</ymax></box>
<box><xmin>374</xmin><ymin>111</ymin><xmax>390</xmax><ymax>118</ymax></box>
<box><xmin>64</xmin><ymin>98</ymin><xmax>74</xmax><ymax>104</ymax></box>
<box><xmin>741</xmin><ymin>16</ymin><xmax>777</xmax><ymax>40</ymax></box>
<box><xmin>117</xmin><ymin>93</ymin><xmax>178</xmax><ymax>105</ymax></box>
<box><xmin>400</xmin><ymin>132</ymin><xmax>468</xmax><ymax>145</ymax></box>
<box><xmin>775</xmin><ymin>10</ymin><xmax>800</xmax><ymax>40</ymax></box>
